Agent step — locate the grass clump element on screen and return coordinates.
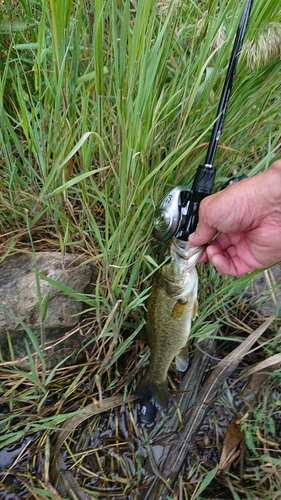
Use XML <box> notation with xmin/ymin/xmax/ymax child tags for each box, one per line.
<box><xmin>0</xmin><ymin>0</ymin><xmax>281</xmax><ymax>498</ymax></box>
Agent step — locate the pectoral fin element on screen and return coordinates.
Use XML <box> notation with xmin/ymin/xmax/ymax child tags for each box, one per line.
<box><xmin>172</xmin><ymin>301</ymin><xmax>187</xmax><ymax>319</ymax></box>
<box><xmin>192</xmin><ymin>299</ymin><xmax>198</xmax><ymax>320</ymax></box>
<box><xmin>175</xmin><ymin>344</ymin><xmax>189</xmax><ymax>372</ymax></box>
<box><xmin>172</xmin><ymin>298</ymin><xmax>198</xmax><ymax>320</ymax></box>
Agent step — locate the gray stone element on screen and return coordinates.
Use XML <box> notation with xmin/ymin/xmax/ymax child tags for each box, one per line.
<box><xmin>0</xmin><ymin>252</ymin><xmax>97</xmax><ymax>368</ymax></box>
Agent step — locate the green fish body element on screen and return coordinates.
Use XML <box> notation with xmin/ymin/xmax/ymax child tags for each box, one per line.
<box><xmin>136</xmin><ymin>240</ymin><xmax>203</xmax><ymax>411</ymax></box>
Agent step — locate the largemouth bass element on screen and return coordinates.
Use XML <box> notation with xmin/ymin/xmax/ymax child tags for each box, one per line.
<box><xmin>135</xmin><ymin>239</ymin><xmax>204</xmax><ymax>411</ymax></box>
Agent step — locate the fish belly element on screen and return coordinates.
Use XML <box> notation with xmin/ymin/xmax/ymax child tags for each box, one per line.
<box><xmin>135</xmin><ymin>267</ymin><xmax>198</xmax><ymax>411</ymax></box>
<box><xmin>146</xmin><ymin>285</ymin><xmax>196</xmax><ymax>382</ymax></box>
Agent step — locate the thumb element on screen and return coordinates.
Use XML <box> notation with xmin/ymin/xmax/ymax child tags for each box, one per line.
<box><xmin>188</xmin><ymin>193</ymin><xmax>221</xmax><ymax>246</ymax></box>
<box><xmin>188</xmin><ymin>217</ymin><xmax>218</xmax><ymax>247</ymax></box>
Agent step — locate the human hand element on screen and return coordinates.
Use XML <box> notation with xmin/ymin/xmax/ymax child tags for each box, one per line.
<box><xmin>188</xmin><ymin>160</ymin><xmax>281</xmax><ymax>276</ymax></box>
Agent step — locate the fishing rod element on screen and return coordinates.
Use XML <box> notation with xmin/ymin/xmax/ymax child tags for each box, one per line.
<box><xmin>153</xmin><ymin>0</ymin><xmax>253</xmax><ymax>243</ymax></box>
<box><xmin>138</xmin><ymin>0</ymin><xmax>253</xmax><ymax>425</ymax></box>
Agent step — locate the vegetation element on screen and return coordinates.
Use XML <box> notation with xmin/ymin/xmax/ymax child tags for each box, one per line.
<box><xmin>0</xmin><ymin>0</ymin><xmax>280</xmax><ymax>498</ymax></box>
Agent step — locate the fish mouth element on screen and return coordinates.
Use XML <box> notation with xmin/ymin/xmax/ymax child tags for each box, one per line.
<box><xmin>171</xmin><ymin>238</ymin><xmax>204</xmax><ymax>266</ymax></box>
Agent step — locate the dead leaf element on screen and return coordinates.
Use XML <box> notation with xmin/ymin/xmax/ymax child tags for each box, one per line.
<box><xmin>146</xmin><ymin>316</ymin><xmax>274</xmax><ymax>500</ymax></box>
<box><xmin>239</xmin><ymin>372</ymin><xmax>269</xmax><ymax>406</ymax></box>
<box><xmin>233</xmin><ymin>357</ymin><xmax>281</xmax><ymax>407</ymax></box>
<box><xmin>218</xmin><ymin>418</ymin><xmax>244</xmax><ymax>472</ymax></box>
<box><xmin>54</xmin><ymin>451</ymin><xmax>89</xmax><ymax>500</ymax></box>
<box><xmin>240</xmin><ymin>354</ymin><xmax>281</xmax><ymax>380</ymax></box>
<box><xmin>53</xmin><ymin>394</ymin><xmax>136</xmax><ymax>462</ymax></box>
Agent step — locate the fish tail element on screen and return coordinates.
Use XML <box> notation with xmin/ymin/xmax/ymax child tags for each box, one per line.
<box><xmin>135</xmin><ymin>377</ymin><xmax>169</xmax><ymax>411</ymax></box>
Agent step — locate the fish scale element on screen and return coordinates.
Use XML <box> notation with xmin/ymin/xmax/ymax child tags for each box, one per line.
<box><xmin>135</xmin><ymin>240</ymin><xmax>203</xmax><ymax>411</ymax></box>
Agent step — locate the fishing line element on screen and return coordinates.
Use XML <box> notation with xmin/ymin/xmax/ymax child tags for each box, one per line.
<box><xmin>139</xmin><ymin>0</ymin><xmax>254</xmax><ymax>425</ymax></box>
<box><xmin>153</xmin><ymin>0</ymin><xmax>253</xmax><ymax>243</ymax></box>
<box><xmin>205</xmin><ymin>0</ymin><xmax>253</xmax><ymax>167</ymax></box>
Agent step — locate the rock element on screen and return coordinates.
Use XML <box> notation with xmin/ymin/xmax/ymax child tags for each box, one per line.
<box><xmin>0</xmin><ymin>252</ymin><xmax>97</xmax><ymax>369</ymax></box>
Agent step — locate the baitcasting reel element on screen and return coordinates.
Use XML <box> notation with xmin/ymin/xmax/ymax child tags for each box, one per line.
<box><xmin>153</xmin><ymin>164</ymin><xmax>215</xmax><ymax>242</ymax></box>
<box><xmin>153</xmin><ymin>0</ymin><xmax>253</xmax><ymax>244</ymax></box>
<box><xmin>153</xmin><ymin>169</ymin><xmax>247</xmax><ymax>242</ymax></box>
<box><xmin>139</xmin><ymin>0</ymin><xmax>253</xmax><ymax>425</ymax></box>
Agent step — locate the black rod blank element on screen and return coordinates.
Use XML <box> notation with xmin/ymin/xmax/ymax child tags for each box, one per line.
<box><xmin>204</xmin><ymin>0</ymin><xmax>253</xmax><ymax>168</ymax></box>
